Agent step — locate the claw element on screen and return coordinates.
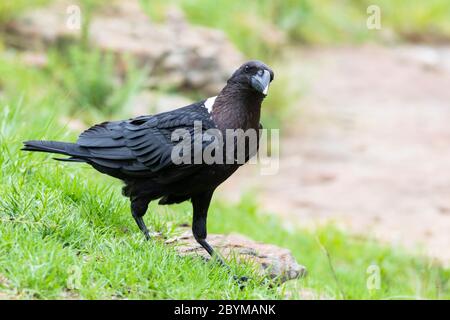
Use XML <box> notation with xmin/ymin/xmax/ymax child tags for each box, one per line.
<box><xmin>233</xmin><ymin>275</ymin><xmax>250</xmax><ymax>289</ymax></box>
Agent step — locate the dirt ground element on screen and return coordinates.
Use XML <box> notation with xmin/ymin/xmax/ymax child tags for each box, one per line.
<box><xmin>219</xmin><ymin>45</ymin><xmax>450</xmax><ymax>265</ymax></box>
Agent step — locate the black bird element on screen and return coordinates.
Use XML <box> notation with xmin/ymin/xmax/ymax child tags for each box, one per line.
<box><xmin>23</xmin><ymin>60</ymin><xmax>274</xmax><ymax>270</ymax></box>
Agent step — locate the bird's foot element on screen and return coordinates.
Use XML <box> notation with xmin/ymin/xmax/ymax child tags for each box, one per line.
<box><xmin>233</xmin><ymin>275</ymin><xmax>250</xmax><ymax>289</ymax></box>
<box><xmin>234</xmin><ymin>275</ymin><xmax>249</xmax><ymax>282</ymax></box>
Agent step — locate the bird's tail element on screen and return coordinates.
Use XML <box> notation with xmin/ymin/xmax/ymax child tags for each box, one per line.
<box><xmin>22</xmin><ymin>140</ymin><xmax>86</xmax><ymax>162</ymax></box>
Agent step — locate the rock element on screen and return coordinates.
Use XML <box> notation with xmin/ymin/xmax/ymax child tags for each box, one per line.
<box><xmin>19</xmin><ymin>51</ymin><xmax>48</xmax><ymax>68</ymax></box>
<box><xmin>6</xmin><ymin>0</ymin><xmax>243</xmax><ymax>95</ymax></box>
<box><xmin>128</xmin><ymin>90</ymin><xmax>194</xmax><ymax>116</ymax></box>
<box><xmin>165</xmin><ymin>228</ymin><xmax>307</xmax><ymax>283</ymax></box>
<box><xmin>5</xmin><ymin>1</ymin><xmax>79</xmax><ymax>50</ymax></box>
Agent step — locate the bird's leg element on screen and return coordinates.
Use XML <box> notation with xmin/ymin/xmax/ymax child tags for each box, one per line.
<box><xmin>131</xmin><ymin>198</ymin><xmax>151</xmax><ymax>240</ymax></box>
<box><xmin>191</xmin><ymin>191</ymin><xmax>223</xmax><ymax>262</ymax></box>
<box><xmin>191</xmin><ymin>192</ymin><xmax>248</xmax><ymax>285</ymax></box>
<box><xmin>134</xmin><ymin>216</ymin><xmax>150</xmax><ymax>240</ymax></box>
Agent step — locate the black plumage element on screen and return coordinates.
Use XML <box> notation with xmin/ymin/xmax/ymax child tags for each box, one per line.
<box><xmin>23</xmin><ymin>60</ymin><xmax>274</xmax><ymax>271</ymax></box>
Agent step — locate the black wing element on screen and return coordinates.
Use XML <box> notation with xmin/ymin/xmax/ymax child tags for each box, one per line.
<box><xmin>74</xmin><ymin>101</ymin><xmax>216</xmax><ymax>179</ymax></box>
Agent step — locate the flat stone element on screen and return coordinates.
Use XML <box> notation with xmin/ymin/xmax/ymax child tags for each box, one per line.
<box><xmin>165</xmin><ymin>228</ymin><xmax>307</xmax><ymax>283</ymax></box>
<box><xmin>6</xmin><ymin>0</ymin><xmax>243</xmax><ymax>95</ymax></box>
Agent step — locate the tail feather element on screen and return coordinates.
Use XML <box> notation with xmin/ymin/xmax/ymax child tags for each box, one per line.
<box><xmin>22</xmin><ymin>140</ymin><xmax>87</xmax><ymax>160</ymax></box>
<box><xmin>53</xmin><ymin>157</ymin><xmax>86</xmax><ymax>162</ymax></box>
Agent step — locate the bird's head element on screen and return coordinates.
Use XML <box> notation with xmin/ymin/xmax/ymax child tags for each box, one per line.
<box><xmin>227</xmin><ymin>60</ymin><xmax>274</xmax><ymax>97</ymax></box>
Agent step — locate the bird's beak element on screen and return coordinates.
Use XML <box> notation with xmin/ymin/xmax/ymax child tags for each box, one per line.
<box><xmin>251</xmin><ymin>70</ymin><xmax>271</xmax><ymax>96</ymax></box>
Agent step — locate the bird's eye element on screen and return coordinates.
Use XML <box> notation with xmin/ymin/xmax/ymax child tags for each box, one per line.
<box><xmin>244</xmin><ymin>65</ymin><xmax>250</xmax><ymax>73</ymax></box>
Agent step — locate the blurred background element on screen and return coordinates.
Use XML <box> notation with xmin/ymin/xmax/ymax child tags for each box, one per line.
<box><xmin>0</xmin><ymin>0</ymin><xmax>449</xmax><ymax>298</ymax></box>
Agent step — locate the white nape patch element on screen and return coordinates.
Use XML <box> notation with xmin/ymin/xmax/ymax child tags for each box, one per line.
<box><xmin>203</xmin><ymin>96</ymin><xmax>217</xmax><ymax>113</ymax></box>
<box><xmin>263</xmin><ymin>83</ymin><xmax>270</xmax><ymax>95</ymax></box>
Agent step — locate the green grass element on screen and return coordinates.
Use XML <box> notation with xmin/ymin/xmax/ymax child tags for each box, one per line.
<box><xmin>47</xmin><ymin>46</ymin><xmax>147</xmax><ymax>117</ymax></box>
<box><xmin>0</xmin><ymin>52</ymin><xmax>449</xmax><ymax>299</ymax></box>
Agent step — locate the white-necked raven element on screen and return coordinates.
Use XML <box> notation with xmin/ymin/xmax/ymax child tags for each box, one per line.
<box><xmin>23</xmin><ymin>60</ymin><xmax>274</xmax><ymax>271</ymax></box>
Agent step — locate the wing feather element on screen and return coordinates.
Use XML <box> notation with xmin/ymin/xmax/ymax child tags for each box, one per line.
<box><xmin>73</xmin><ymin>102</ymin><xmax>215</xmax><ymax>176</ymax></box>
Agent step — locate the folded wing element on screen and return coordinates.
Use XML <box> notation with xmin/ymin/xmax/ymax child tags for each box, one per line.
<box><xmin>74</xmin><ymin>103</ymin><xmax>216</xmax><ymax>178</ymax></box>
